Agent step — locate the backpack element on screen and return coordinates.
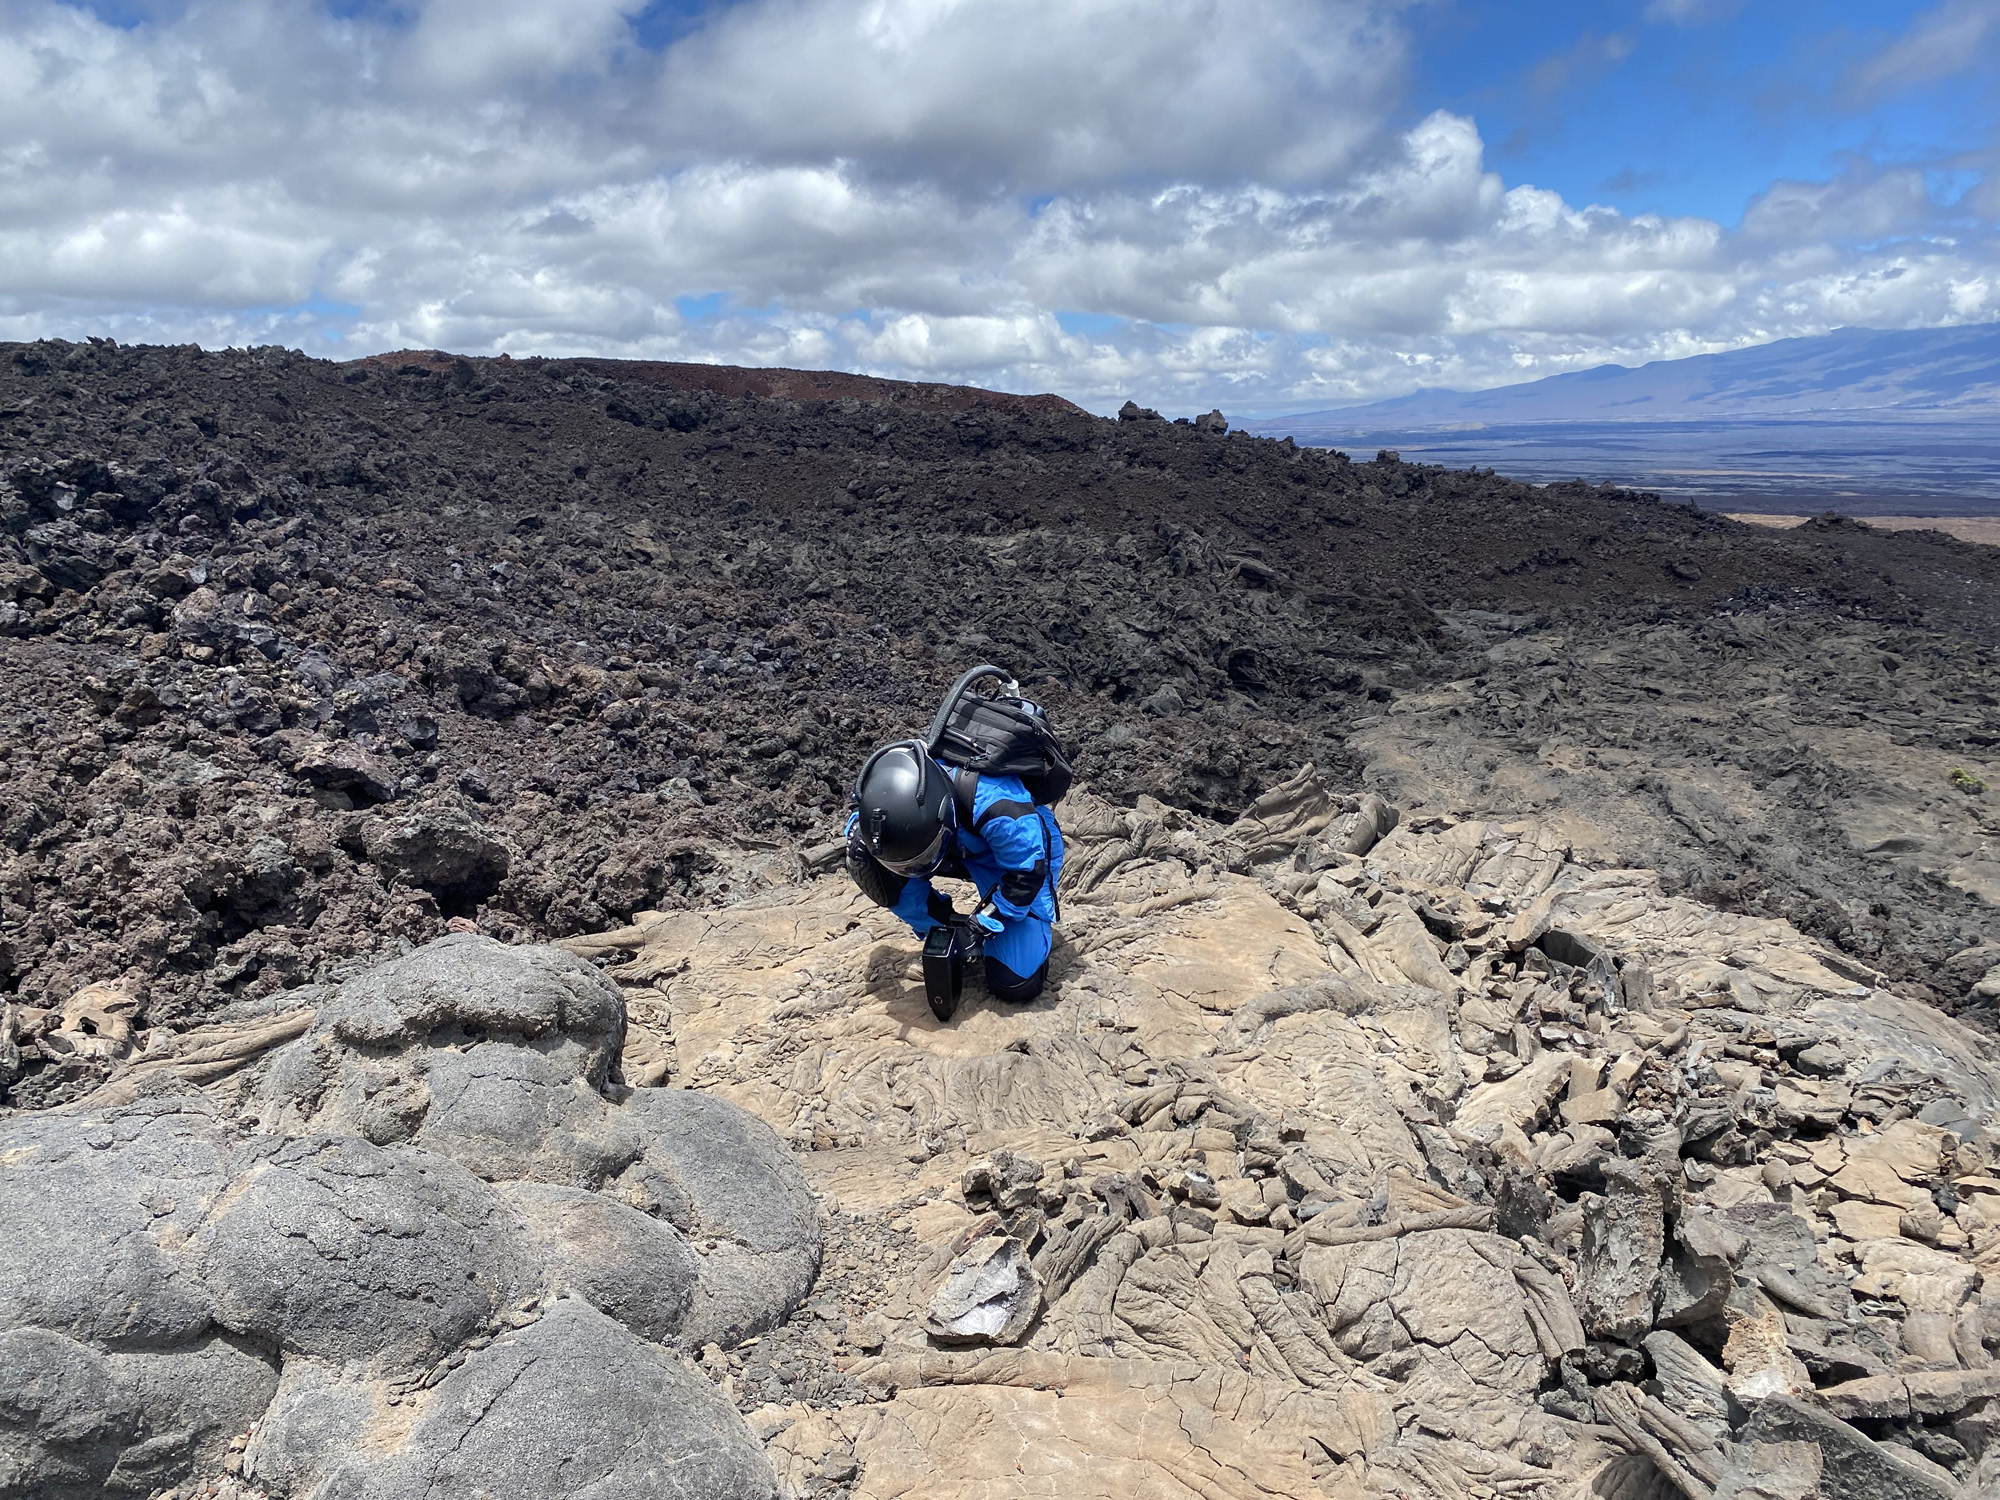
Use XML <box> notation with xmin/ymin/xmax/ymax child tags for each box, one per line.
<box><xmin>924</xmin><ymin>665</ymin><xmax>1073</xmax><ymax>820</ymax></box>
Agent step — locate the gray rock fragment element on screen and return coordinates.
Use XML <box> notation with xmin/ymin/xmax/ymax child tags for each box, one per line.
<box><xmin>924</xmin><ymin>1235</ymin><xmax>1042</xmax><ymax>1346</ymax></box>
<box><xmin>1738</xmin><ymin>1394</ymin><xmax>1961</xmax><ymax>1500</ymax></box>
<box><xmin>357</xmin><ymin>796</ymin><xmax>511</xmax><ymax>898</ymax></box>
<box><xmin>1725</xmin><ymin>1200</ymin><xmax>1848</xmax><ymax>1324</ymax></box>
<box><xmin>1339</xmin><ymin>794</ymin><xmax>1399</xmax><ymax>857</ymax></box>
<box><xmin>291</xmin><ymin>739</ymin><xmax>396</xmax><ymax>803</ymax></box>
<box><xmin>1643</xmin><ymin>1329</ymin><xmax>1732</xmax><ymax>1439</ymax></box>
<box><xmin>1577</xmin><ymin>1157</ymin><xmax>1666</xmax><ymax>1342</ymax></box>
<box><xmin>1714</xmin><ymin>1440</ymin><xmax>1824</xmax><ymax>1500</ymax></box>
<box><xmin>1655</xmin><ymin>1208</ymin><xmax>1743</xmax><ymax>1328</ymax></box>
<box><xmin>963</xmin><ymin>1150</ymin><xmax>1045</xmax><ymax>1212</ymax></box>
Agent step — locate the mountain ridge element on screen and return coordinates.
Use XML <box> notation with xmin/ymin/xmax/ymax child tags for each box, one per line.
<box><xmin>1246</xmin><ymin>322</ymin><xmax>2000</xmax><ymax>431</ymax></box>
<box><xmin>353</xmin><ymin>347</ymin><xmax>1086</xmax><ymax>416</ymax></box>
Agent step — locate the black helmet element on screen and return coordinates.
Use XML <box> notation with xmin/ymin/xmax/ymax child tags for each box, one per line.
<box><xmin>852</xmin><ymin>740</ymin><xmax>954</xmax><ymax>874</ymax></box>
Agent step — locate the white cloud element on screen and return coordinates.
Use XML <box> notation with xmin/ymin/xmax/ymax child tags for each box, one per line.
<box><xmin>650</xmin><ymin>0</ymin><xmax>1411</xmax><ymax>189</ymax></box>
<box><xmin>1848</xmin><ymin>0</ymin><xmax>2000</xmax><ymax>99</ymax></box>
<box><xmin>1643</xmin><ymin>0</ymin><xmax>1743</xmax><ymax>25</ymax></box>
<box><xmin>1742</xmin><ymin>168</ymin><xmax>1937</xmax><ymax>244</ymax></box>
<box><xmin>0</xmin><ymin>0</ymin><xmax>1993</xmax><ymax>414</ymax></box>
<box><xmin>401</xmin><ymin>0</ymin><xmax>647</xmax><ymax>90</ymax></box>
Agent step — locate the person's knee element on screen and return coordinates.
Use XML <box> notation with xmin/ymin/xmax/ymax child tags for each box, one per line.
<box><xmin>984</xmin><ymin>954</ymin><xmax>1048</xmax><ymax>1003</ymax></box>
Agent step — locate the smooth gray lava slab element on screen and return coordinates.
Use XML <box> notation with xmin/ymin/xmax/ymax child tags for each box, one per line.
<box><xmin>0</xmin><ymin>935</ymin><xmax>814</xmax><ymax>1500</ymax></box>
<box><xmin>194</xmin><ymin>1133</ymin><xmax>532</xmax><ymax>1370</ymax></box>
<box><xmin>246</xmin><ymin>1298</ymin><xmax>780</xmax><ymax>1500</ymax></box>
<box><xmin>323</xmin><ymin>932</ymin><xmax>624</xmax><ymax>1061</ymax></box>
<box><xmin>415</xmin><ymin>1039</ymin><xmax>646</xmax><ymax>1186</ymax></box>
<box><xmin>499</xmin><ymin>1180</ymin><xmax>699</xmax><ymax>1345</ymax></box>
<box><xmin>0</xmin><ymin>1327</ymin><xmax>276</xmax><ymax>1499</ymax></box>
<box><xmin>621</xmin><ymin>1086</ymin><xmax>824</xmax><ymax>1349</ymax></box>
<box><xmin>0</xmin><ymin>1093</ymin><xmax>234</xmax><ymax>1347</ymax></box>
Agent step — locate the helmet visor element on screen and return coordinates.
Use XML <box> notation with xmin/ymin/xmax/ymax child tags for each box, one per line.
<box><xmin>877</xmin><ymin>821</ymin><xmax>948</xmax><ymax>876</ymax></box>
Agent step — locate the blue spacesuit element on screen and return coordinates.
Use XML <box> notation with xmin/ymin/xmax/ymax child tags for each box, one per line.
<box><xmin>846</xmin><ymin>762</ymin><xmax>1064</xmax><ymax>1000</ymax></box>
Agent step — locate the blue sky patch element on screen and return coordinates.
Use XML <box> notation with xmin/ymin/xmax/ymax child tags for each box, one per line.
<box><xmin>675</xmin><ymin>292</ymin><xmax>729</xmax><ymax>322</ymax></box>
<box><xmin>628</xmin><ymin>0</ymin><xmax>727</xmax><ymax>52</ymax></box>
<box><xmin>1055</xmin><ymin>311</ymin><xmax>1127</xmax><ymax>339</ymax></box>
<box><xmin>1411</xmin><ymin>0</ymin><xmax>1998</xmax><ymax>226</ymax></box>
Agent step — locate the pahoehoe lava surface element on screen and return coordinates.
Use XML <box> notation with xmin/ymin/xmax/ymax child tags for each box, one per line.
<box><xmin>0</xmin><ymin>339</ymin><xmax>1996</xmax><ymax>1109</ymax></box>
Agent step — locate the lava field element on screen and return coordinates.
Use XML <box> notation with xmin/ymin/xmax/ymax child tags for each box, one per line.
<box><xmin>1</xmin><ymin>338</ymin><xmax>1995</xmax><ymax>1107</ymax></box>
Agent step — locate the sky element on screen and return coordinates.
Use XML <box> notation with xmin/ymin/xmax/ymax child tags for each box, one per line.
<box><xmin>0</xmin><ymin>0</ymin><xmax>1996</xmax><ymax>414</ymax></box>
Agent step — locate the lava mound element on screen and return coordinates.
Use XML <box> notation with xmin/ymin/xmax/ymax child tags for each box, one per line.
<box><xmin>0</xmin><ymin>935</ymin><xmax>819</xmax><ymax>1500</ymax></box>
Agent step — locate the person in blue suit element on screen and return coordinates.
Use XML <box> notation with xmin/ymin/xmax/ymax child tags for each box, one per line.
<box><xmin>845</xmin><ymin>740</ymin><xmax>1063</xmax><ymax>1002</ymax></box>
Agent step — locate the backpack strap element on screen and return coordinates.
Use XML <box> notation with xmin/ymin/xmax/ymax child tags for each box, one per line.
<box><xmin>950</xmin><ymin>766</ymin><xmax>980</xmax><ymax>831</ymax></box>
<box><xmin>955</xmin><ymin>768</ymin><xmax>1062</xmax><ymax>921</ymax></box>
<box><xmin>954</xmin><ymin>766</ymin><xmax>1044</xmax><ymax>832</ymax></box>
<box><xmin>1039</xmin><ymin>806</ymin><xmax>1061</xmax><ymax>922</ymax></box>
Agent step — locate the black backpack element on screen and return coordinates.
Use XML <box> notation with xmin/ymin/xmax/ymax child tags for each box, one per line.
<box><xmin>924</xmin><ymin>665</ymin><xmax>1073</xmax><ymax>820</ymax></box>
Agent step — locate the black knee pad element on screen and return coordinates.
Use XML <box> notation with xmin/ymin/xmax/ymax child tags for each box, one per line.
<box><xmin>984</xmin><ymin>955</ymin><xmax>1048</xmax><ymax>1004</ymax></box>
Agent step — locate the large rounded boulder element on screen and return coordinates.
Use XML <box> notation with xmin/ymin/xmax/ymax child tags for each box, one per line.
<box><xmin>0</xmin><ymin>935</ymin><xmax>822</xmax><ymax>1499</ymax></box>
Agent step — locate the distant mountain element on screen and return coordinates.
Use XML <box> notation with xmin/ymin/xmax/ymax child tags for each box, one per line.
<box><xmin>1235</xmin><ymin>323</ymin><xmax>2000</xmax><ymax>514</ymax></box>
<box><xmin>1246</xmin><ymin>322</ymin><xmax>2000</xmax><ymax>434</ymax></box>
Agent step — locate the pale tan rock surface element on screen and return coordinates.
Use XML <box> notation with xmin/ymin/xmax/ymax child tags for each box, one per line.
<box><xmin>1725</xmin><ymin>513</ymin><xmax>2000</xmax><ymax>549</ymax></box>
<box><xmin>563</xmin><ymin>776</ymin><xmax>2000</xmax><ymax>1499</ymax></box>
